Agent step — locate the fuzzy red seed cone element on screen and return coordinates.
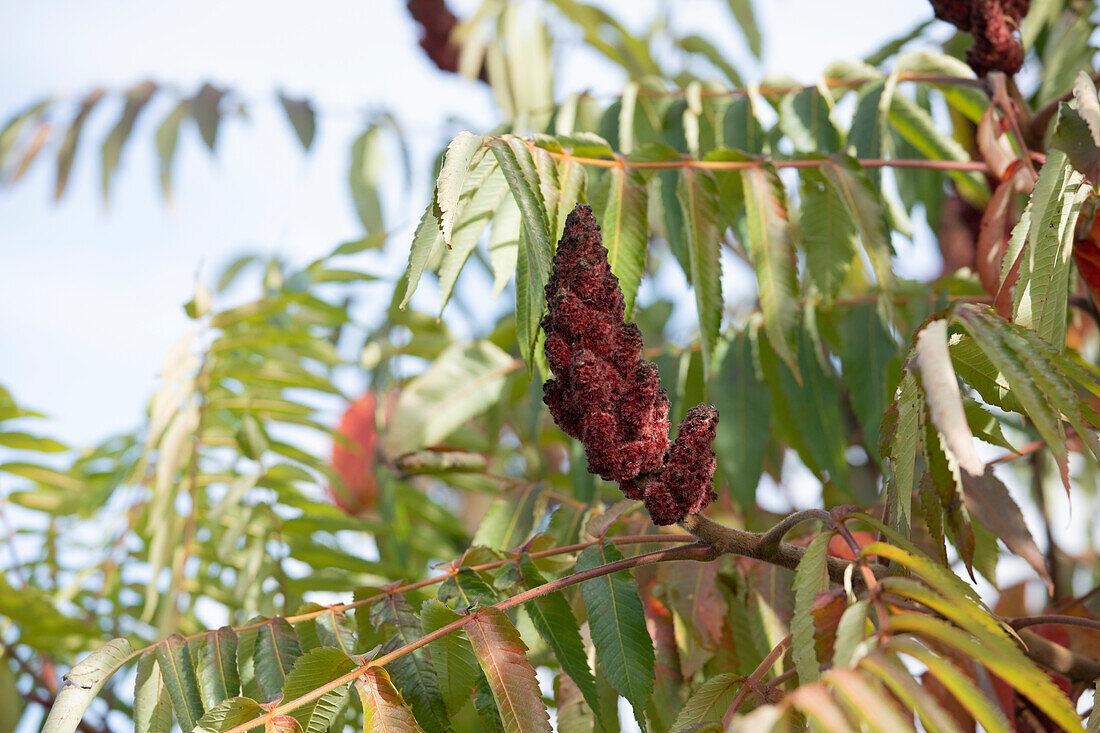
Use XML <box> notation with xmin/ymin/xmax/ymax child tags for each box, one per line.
<box><xmin>542</xmin><ymin>204</ymin><xmax>671</xmax><ymax>484</ymax></box>
<box><xmin>329</xmin><ymin>392</ymin><xmax>380</xmax><ymax>515</ymax></box>
<box><xmin>543</xmin><ymin>203</ymin><xmax>720</xmax><ymax>526</ymax></box>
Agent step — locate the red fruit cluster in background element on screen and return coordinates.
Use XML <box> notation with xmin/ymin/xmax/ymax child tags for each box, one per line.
<box><xmin>542</xmin><ymin>204</ymin><xmax>719</xmax><ymax>526</ymax></box>
<box><xmin>328</xmin><ymin>391</ymin><xmax>380</xmax><ymax>515</ymax></box>
<box><xmin>928</xmin><ymin>0</ymin><xmax>1029</xmax><ymax>75</ymax></box>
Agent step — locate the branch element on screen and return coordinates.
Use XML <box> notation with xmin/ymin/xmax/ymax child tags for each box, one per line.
<box><xmin>221</xmin><ymin>542</ymin><xmax>715</xmax><ymax>733</ymax></box>
<box><xmin>678</xmin><ymin>513</ymin><xmax>884</xmax><ymax>588</ymax></box>
<box><xmin>1015</xmin><ymin>628</ymin><xmax>1100</xmax><ymax>681</ymax></box>
<box><xmin>1009</xmin><ymin>615</ymin><xmax>1100</xmax><ymax>634</ymax></box>
<box><xmin>522</xmin><ymin>138</ymin><xmax>993</xmax><ymax>173</ymax></box>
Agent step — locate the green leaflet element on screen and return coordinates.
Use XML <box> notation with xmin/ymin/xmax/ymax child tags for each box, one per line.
<box><xmin>437</xmin><ymin>156</ymin><xmax>510</xmax><ymax>312</ymax></box>
<box><xmin>0</xmin><ymin>98</ymin><xmax>51</xmax><ymax>173</ymax></box>
<box><xmin>1073</xmin><ymin>70</ymin><xmax>1100</xmax><ymax>147</ymax></box>
<box><xmin>294</xmin><ymin>604</ymin><xmax>356</xmax><ymax>657</ymax></box>
<box><xmin>235</xmin><ymin>618</ymin><xmax>265</xmax><ymax>701</ymax></box>
<box><xmin>881</xmin><ymin>369</ymin><xmax>920</xmax><ymax>535</ymax></box>
<box><xmin>712</xmin><ymin>327</ymin><xmax>770</xmax><ymax>510</ymax></box>
<box><xmin>472</xmin><ymin>484</ymin><xmax>545</xmax><ymax>551</ymax></box>
<box><xmin>761</xmin><ymin>319</ymin><xmax>849</xmax><ymax>491</ymax></box>
<box><xmin>669</xmin><ymin>673</ymin><xmax>742</xmax><ymax>732</ymax></box>
<box><xmin>489</xmin><ymin>195</ymin><xmax>522</xmax><ymax>298</ymax></box>
<box><xmin>157</xmin><ymin>634</ymin><xmax>205</xmax><ymax>731</ymax></box>
<box><xmin>832</xmin><ymin>600</ymin><xmax>869</xmax><ymax>667</ymax></box>
<box><xmin>888</xmin><ymin>92</ymin><xmax>987</xmax><ymax>206</ymax></box>
<box><xmin>438</xmin><ymin>132</ymin><xmax>489</xmax><ymax>245</ymax></box>
<box><xmin>594</xmin><ymin>164</ymin><xmax>648</xmax><ymax>319</ymax></box>
<box><xmin>819</xmin><ymin>156</ymin><xmax>894</xmax><ymax>299</ymax></box>
<box><xmin>677</xmin><ymin>166</ymin><xmax>723</xmax><ymax>372</ymax></box>
<box><xmin>465</xmin><ymin>608</ymin><xmax>552</xmax><ymax>733</ymax></box>
<box><xmin>489</xmin><ymin>136</ymin><xmax>554</xmax><ymax>366</ymax></box>
<box><xmin>357</xmin><ymin>668</ymin><xmax>425</xmax><ymax>733</ymax></box>
<box><xmin>192</xmin><ymin>698</ymin><xmax>264</xmax><ymax>733</ymax></box>
<box><xmin>741</xmin><ymin>163</ymin><xmax>799</xmax><ymax>376</ymax></box>
<box><xmin>195</xmin><ymin>626</ymin><xmax>240</xmax><ymax>709</ymax></box>
<box><xmin>133</xmin><ymin>650</ymin><xmax>173</xmax><ymax>733</ymax></box>
<box><xmin>800</xmin><ymin>167</ymin><xmax>858</xmax><ymax>302</ymax></box>
<box><xmin>372</xmin><ymin>592</ymin><xmax>449</xmax><ymax>732</ymax></box>
<box><xmin>191</xmin><ymin>83</ymin><xmax>225</xmax><ymax>151</ymax></box>
<box><xmin>577</xmin><ymin>542</ymin><xmax>655</xmax><ymax>731</ymax></box>
<box><xmin>400</xmin><ymin>191</ymin><xmax>445</xmax><ymax>309</ymax></box>
<box><xmin>1011</xmin><ymin>149</ymin><xmax>1087</xmax><ymax>349</ymax></box>
<box><xmin>848</xmin><ymin>78</ymin><xmax>890</xmax><ymax>159</ymax></box>
<box><xmin>834</xmin><ymin>304</ymin><xmax>900</xmax><ymax>465</ymax></box>
<box><xmin>724</xmin><ymin>0</ymin><xmax>761</xmax><ymax>57</ymax></box>
<box><xmin>472</xmin><ymin>671</ymin><xmax>507</xmax><ymax>733</ymax></box>
<box><xmin>953</xmin><ymin>307</ymin><xmax>1071</xmax><ymax>486</ymax></box>
<box><xmin>381</xmin><ymin>340</ymin><xmax>515</xmax><ymax>459</ymax></box>
<box><xmin>791</xmin><ymin>532</ymin><xmax>832</xmax><ymax>684</ymax></box>
<box><xmin>55</xmin><ymin>88</ymin><xmax>106</xmax><ymax>200</ymax></box>
<box><xmin>277</xmin><ymin>92</ymin><xmax>315</xmax><ymax>150</ymax></box>
<box><xmin>422</xmin><ymin>599</ymin><xmax>481</xmax><ymax>715</ymax></box>
<box><xmin>895</xmin><ymin>50</ymin><xmax>986</xmax><ymax>123</ymax></box>
<box><xmin>350</xmin><ymin>124</ymin><xmax>386</xmax><ymax>235</ymax></box>
<box><xmin>514</xmin><ymin>554</ymin><xmax>602</xmax><ymax>728</ymax></box>
<box><xmin>280</xmin><ymin>647</ymin><xmax>357</xmax><ymax>733</ymax></box>
<box><xmin>254</xmin><ymin>618</ymin><xmax>302</xmax><ymax>703</ymax></box>
<box><xmin>778</xmin><ymin>88</ymin><xmax>840</xmax><ymax>154</ymax></box>
<box><xmin>156</xmin><ymin>99</ymin><xmax>188</xmax><ymax>200</ymax></box>
<box><xmin>100</xmin><ymin>81</ymin><xmax>156</xmax><ymax>203</ymax></box>
<box><xmin>42</xmin><ymin>639</ymin><xmax>133</xmax><ymax>733</ymax></box>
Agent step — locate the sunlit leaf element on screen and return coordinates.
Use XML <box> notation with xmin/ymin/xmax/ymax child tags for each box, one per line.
<box><xmin>133</xmin><ymin>650</ymin><xmax>173</xmax><ymax>733</ymax></box>
<box><xmin>381</xmin><ymin>340</ymin><xmax>516</xmax><ymax>459</ymax></box>
<box><xmin>42</xmin><ymin>639</ymin><xmax>132</xmax><ymax>733</ymax></box>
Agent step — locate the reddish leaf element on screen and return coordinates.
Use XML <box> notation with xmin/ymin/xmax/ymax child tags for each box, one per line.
<box><xmin>328</xmin><ymin>392</ymin><xmax>383</xmax><ymax>514</ymax></box>
<box><xmin>825</xmin><ymin>532</ymin><xmax>876</xmax><ymax>561</ymax></box>
<box><xmin>664</xmin><ymin>561</ymin><xmax>727</xmax><ymax>676</ymax></box>
<box><xmin>356</xmin><ymin>667</ymin><xmax>425</xmax><ymax>733</ymax></box>
<box><xmin>1074</xmin><ymin>218</ymin><xmax>1100</xmax><ymax>312</ymax></box>
<box><xmin>465</xmin><ymin>608</ymin><xmax>551</xmax><ymax>733</ymax></box>
<box><xmin>809</xmin><ymin>589</ymin><xmax>846</xmax><ymax>660</ymax></box>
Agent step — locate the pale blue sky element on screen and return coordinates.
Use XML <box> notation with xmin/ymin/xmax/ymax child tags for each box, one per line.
<box><xmin>0</xmin><ymin>0</ymin><xmax>933</xmax><ymax>445</ymax></box>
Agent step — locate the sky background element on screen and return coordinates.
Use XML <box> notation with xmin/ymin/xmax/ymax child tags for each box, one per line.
<box><xmin>0</xmin><ymin>0</ymin><xmax>934</xmax><ymax>447</ymax></box>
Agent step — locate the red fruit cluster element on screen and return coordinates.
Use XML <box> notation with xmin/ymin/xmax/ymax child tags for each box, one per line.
<box><xmin>328</xmin><ymin>392</ymin><xmax>380</xmax><ymax>515</ymax></box>
<box><xmin>929</xmin><ymin>0</ymin><xmax>1029</xmax><ymax>75</ymax></box>
<box><xmin>622</xmin><ymin>405</ymin><xmax>719</xmax><ymax>525</ymax></box>
<box><xmin>542</xmin><ymin>204</ymin><xmax>718</xmax><ymax>525</ymax></box>
<box><xmin>406</xmin><ymin>0</ymin><xmax>488</xmax><ymax>82</ymax></box>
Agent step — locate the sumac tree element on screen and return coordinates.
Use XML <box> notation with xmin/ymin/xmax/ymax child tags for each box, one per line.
<box><xmin>3</xmin><ymin>1</ymin><xmax>1100</xmax><ymax>731</ymax></box>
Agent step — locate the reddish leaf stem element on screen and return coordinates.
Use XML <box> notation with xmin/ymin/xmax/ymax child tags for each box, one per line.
<box><xmin>220</xmin><ymin>542</ymin><xmax>716</xmax><ymax>733</ymax></box>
